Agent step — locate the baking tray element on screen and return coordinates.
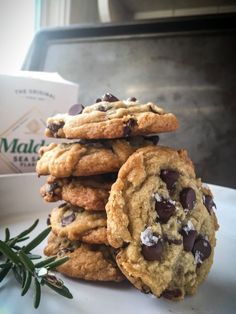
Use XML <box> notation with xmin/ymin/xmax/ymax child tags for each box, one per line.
<box><xmin>22</xmin><ymin>14</ymin><xmax>236</xmax><ymax>188</ymax></box>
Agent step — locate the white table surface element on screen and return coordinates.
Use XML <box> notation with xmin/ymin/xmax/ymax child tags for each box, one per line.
<box><xmin>0</xmin><ymin>173</ymin><xmax>236</xmax><ymax>314</ymax></box>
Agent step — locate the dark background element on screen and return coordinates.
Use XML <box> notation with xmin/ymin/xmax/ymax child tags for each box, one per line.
<box><xmin>23</xmin><ymin>14</ymin><xmax>236</xmax><ymax>188</ymax></box>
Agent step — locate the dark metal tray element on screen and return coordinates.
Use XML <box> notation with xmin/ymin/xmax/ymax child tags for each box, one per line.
<box><xmin>22</xmin><ymin>14</ymin><xmax>236</xmax><ymax>187</ymax></box>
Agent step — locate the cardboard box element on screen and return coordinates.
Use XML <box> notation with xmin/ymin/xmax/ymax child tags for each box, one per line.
<box><xmin>0</xmin><ymin>71</ymin><xmax>79</xmax><ymax>174</ymax></box>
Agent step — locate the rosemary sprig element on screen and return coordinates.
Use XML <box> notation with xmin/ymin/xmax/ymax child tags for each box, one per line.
<box><xmin>0</xmin><ymin>219</ymin><xmax>73</xmax><ymax>308</ymax></box>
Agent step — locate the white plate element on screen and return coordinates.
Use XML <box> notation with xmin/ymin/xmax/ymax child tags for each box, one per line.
<box><xmin>0</xmin><ymin>173</ymin><xmax>236</xmax><ymax>314</ymax></box>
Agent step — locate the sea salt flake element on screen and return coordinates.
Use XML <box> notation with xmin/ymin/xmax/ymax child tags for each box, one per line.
<box><xmin>202</xmin><ymin>183</ymin><xmax>210</xmax><ymax>190</ymax></box>
<box><xmin>140</xmin><ymin>227</ymin><xmax>159</xmax><ymax>246</ymax></box>
<box><xmin>194</xmin><ymin>251</ymin><xmax>203</xmax><ymax>265</ymax></box>
<box><xmin>37</xmin><ymin>267</ymin><xmax>48</xmax><ymax>277</ymax></box>
<box><xmin>169</xmin><ymin>199</ymin><xmax>176</xmax><ymax>205</ymax></box>
<box><xmin>183</xmin><ymin>221</ymin><xmax>195</xmax><ymax>234</ymax></box>
<box><xmin>154</xmin><ymin>193</ymin><xmax>162</xmax><ymax>202</ymax></box>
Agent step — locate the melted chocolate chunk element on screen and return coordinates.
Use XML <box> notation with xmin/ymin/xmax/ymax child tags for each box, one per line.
<box><xmin>46</xmin><ymin>182</ymin><xmax>60</xmax><ymax>195</ymax></box>
<box><xmin>180</xmin><ymin>188</ymin><xmax>196</xmax><ymax>211</ymax></box>
<box><xmin>68</xmin><ymin>104</ymin><xmax>84</xmax><ymax>115</ymax></box>
<box><xmin>127</xmin><ymin>96</ymin><xmax>137</xmax><ymax>102</ymax></box>
<box><xmin>192</xmin><ymin>237</ymin><xmax>211</xmax><ymax>263</ymax></box>
<box><xmin>141</xmin><ymin>241</ymin><xmax>164</xmax><ymax>261</ymax></box>
<box><xmin>101</xmin><ymin>93</ymin><xmax>119</xmax><ymax>102</ymax></box>
<box><xmin>160</xmin><ymin>169</ymin><xmax>179</xmax><ymax>190</ymax></box>
<box><xmin>123</xmin><ymin>118</ymin><xmax>137</xmax><ymax>137</ymax></box>
<box><xmin>47</xmin><ymin>121</ymin><xmax>65</xmax><ymax>134</ymax></box>
<box><xmin>163</xmin><ymin>235</ymin><xmax>182</xmax><ymax>245</ymax></box>
<box><xmin>145</xmin><ymin>135</ymin><xmax>159</xmax><ymax>145</ymax></box>
<box><xmin>155</xmin><ymin>199</ymin><xmax>176</xmax><ymax>223</ymax></box>
<box><xmin>95</xmin><ymin>98</ymin><xmax>102</xmax><ymax>103</ymax></box>
<box><xmin>203</xmin><ymin>195</ymin><xmax>216</xmax><ymax>214</ymax></box>
<box><xmin>61</xmin><ymin>212</ymin><xmax>76</xmax><ymax>226</ymax></box>
<box><xmin>46</xmin><ymin>214</ymin><xmax>51</xmax><ymax>226</ymax></box>
<box><xmin>180</xmin><ymin>228</ymin><xmax>198</xmax><ymax>252</ymax></box>
<box><xmin>97</xmin><ymin>105</ymin><xmax>109</xmax><ymax>112</ymax></box>
<box><xmin>162</xmin><ymin>289</ymin><xmax>182</xmax><ymax>300</ymax></box>
<box><xmin>58</xmin><ymin>202</ymin><xmax>67</xmax><ymax>208</ymax></box>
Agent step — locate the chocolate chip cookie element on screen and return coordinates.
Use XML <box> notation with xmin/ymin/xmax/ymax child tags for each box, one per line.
<box><xmin>106</xmin><ymin>146</ymin><xmax>219</xmax><ymax>300</ymax></box>
<box><xmin>49</xmin><ymin>203</ymin><xmax>108</xmax><ymax>244</ymax></box>
<box><xmin>45</xmin><ymin>95</ymin><xmax>178</xmax><ymax>139</ymax></box>
<box><xmin>36</xmin><ymin>137</ymin><xmax>158</xmax><ymax>177</ymax></box>
<box><xmin>44</xmin><ymin>233</ymin><xmax>124</xmax><ymax>282</ymax></box>
<box><xmin>40</xmin><ymin>173</ymin><xmax>116</xmax><ymax>211</ymax></box>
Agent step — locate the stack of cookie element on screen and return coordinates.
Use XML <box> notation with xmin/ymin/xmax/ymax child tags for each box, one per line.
<box><xmin>36</xmin><ymin>93</ymin><xmax>218</xmax><ymax>300</ymax></box>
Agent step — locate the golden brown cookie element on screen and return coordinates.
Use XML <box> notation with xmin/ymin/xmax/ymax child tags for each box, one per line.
<box><xmin>40</xmin><ymin>173</ymin><xmax>116</xmax><ymax>211</ymax></box>
<box><xmin>49</xmin><ymin>203</ymin><xmax>108</xmax><ymax>244</ymax></box>
<box><xmin>36</xmin><ymin>137</ymin><xmax>158</xmax><ymax>177</ymax></box>
<box><xmin>44</xmin><ymin>233</ymin><xmax>124</xmax><ymax>282</ymax></box>
<box><xmin>45</xmin><ymin>95</ymin><xmax>178</xmax><ymax>139</ymax></box>
<box><xmin>106</xmin><ymin>146</ymin><xmax>219</xmax><ymax>300</ymax></box>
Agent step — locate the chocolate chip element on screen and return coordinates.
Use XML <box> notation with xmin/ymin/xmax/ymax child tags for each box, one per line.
<box><xmin>145</xmin><ymin>135</ymin><xmax>159</xmax><ymax>145</ymax></box>
<box><xmin>97</xmin><ymin>105</ymin><xmax>108</xmax><ymax>112</ymax></box>
<box><xmin>127</xmin><ymin>96</ymin><xmax>137</xmax><ymax>102</ymax></box>
<box><xmin>68</xmin><ymin>104</ymin><xmax>84</xmax><ymax>115</ymax></box>
<box><xmin>46</xmin><ymin>214</ymin><xmax>51</xmax><ymax>226</ymax></box>
<box><xmin>58</xmin><ymin>202</ymin><xmax>67</xmax><ymax>208</ymax></box>
<box><xmin>101</xmin><ymin>93</ymin><xmax>119</xmax><ymax>102</ymax></box>
<box><xmin>47</xmin><ymin>121</ymin><xmax>65</xmax><ymax>134</ymax></box>
<box><xmin>180</xmin><ymin>188</ymin><xmax>196</xmax><ymax>211</ymax></box>
<box><xmin>123</xmin><ymin>118</ymin><xmax>137</xmax><ymax>137</ymax></box>
<box><xmin>61</xmin><ymin>212</ymin><xmax>76</xmax><ymax>226</ymax></box>
<box><xmin>95</xmin><ymin>98</ymin><xmax>102</xmax><ymax>103</ymax></box>
<box><xmin>141</xmin><ymin>241</ymin><xmax>164</xmax><ymax>261</ymax></box>
<box><xmin>203</xmin><ymin>195</ymin><xmax>216</xmax><ymax>214</ymax></box>
<box><xmin>46</xmin><ymin>182</ymin><xmax>59</xmax><ymax>195</ymax></box>
<box><xmin>163</xmin><ymin>235</ymin><xmax>182</xmax><ymax>245</ymax></box>
<box><xmin>161</xmin><ymin>169</ymin><xmax>179</xmax><ymax>190</ymax></box>
<box><xmin>162</xmin><ymin>289</ymin><xmax>182</xmax><ymax>300</ymax></box>
<box><xmin>192</xmin><ymin>237</ymin><xmax>211</xmax><ymax>263</ymax></box>
<box><xmin>155</xmin><ymin>199</ymin><xmax>176</xmax><ymax>223</ymax></box>
<box><xmin>180</xmin><ymin>228</ymin><xmax>198</xmax><ymax>252</ymax></box>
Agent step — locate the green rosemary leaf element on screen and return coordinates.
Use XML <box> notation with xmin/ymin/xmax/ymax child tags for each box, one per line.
<box><xmin>8</xmin><ymin>219</ymin><xmax>39</xmax><ymax>247</ymax></box>
<box><xmin>27</xmin><ymin>254</ymin><xmax>42</xmax><ymax>260</ymax></box>
<box><xmin>34</xmin><ymin>256</ymin><xmax>57</xmax><ymax>268</ymax></box>
<box><xmin>44</xmin><ymin>280</ymin><xmax>73</xmax><ymax>299</ymax></box>
<box><xmin>18</xmin><ymin>251</ymin><xmax>35</xmax><ymax>274</ymax></box>
<box><xmin>0</xmin><ymin>264</ymin><xmax>11</xmax><ymax>282</ymax></box>
<box><xmin>21</xmin><ymin>268</ymin><xmax>26</xmax><ymax>288</ymax></box>
<box><xmin>4</xmin><ymin>228</ymin><xmax>10</xmax><ymax>242</ymax></box>
<box><xmin>21</xmin><ymin>270</ymin><xmax>32</xmax><ymax>296</ymax></box>
<box><xmin>15</xmin><ymin>236</ymin><xmax>30</xmax><ymax>243</ymax></box>
<box><xmin>46</xmin><ymin>256</ymin><xmax>69</xmax><ymax>270</ymax></box>
<box><xmin>0</xmin><ymin>240</ymin><xmax>21</xmax><ymax>264</ymax></box>
<box><xmin>34</xmin><ymin>278</ymin><xmax>41</xmax><ymax>309</ymax></box>
<box><xmin>12</xmin><ymin>265</ymin><xmax>23</xmax><ymax>284</ymax></box>
<box><xmin>23</xmin><ymin>226</ymin><xmax>51</xmax><ymax>253</ymax></box>
<box><xmin>0</xmin><ymin>262</ymin><xmax>12</xmax><ymax>269</ymax></box>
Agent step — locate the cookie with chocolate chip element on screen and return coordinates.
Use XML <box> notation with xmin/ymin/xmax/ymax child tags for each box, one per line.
<box><xmin>36</xmin><ymin>137</ymin><xmax>157</xmax><ymax>177</ymax></box>
<box><xmin>44</xmin><ymin>233</ymin><xmax>124</xmax><ymax>282</ymax></box>
<box><xmin>40</xmin><ymin>173</ymin><xmax>116</xmax><ymax>211</ymax></box>
<box><xmin>106</xmin><ymin>146</ymin><xmax>219</xmax><ymax>300</ymax></box>
<box><xmin>50</xmin><ymin>203</ymin><xmax>108</xmax><ymax>244</ymax></box>
<box><xmin>45</xmin><ymin>94</ymin><xmax>178</xmax><ymax>139</ymax></box>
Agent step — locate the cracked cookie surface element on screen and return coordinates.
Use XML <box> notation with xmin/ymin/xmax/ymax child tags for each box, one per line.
<box><xmin>45</xmin><ymin>100</ymin><xmax>178</xmax><ymax>139</ymax></box>
<box><xmin>106</xmin><ymin>146</ymin><xmax>219</xmax><ymax>300</ymax></box>
<box><xmin>36</xmin><ymin>137</ymin><xmax>157</xmax><ymax>177</ymax></box>
<box><xmin>49</xmin><ymin>203</ymin><xmax>108</xmax><ymax>244</ymax></box>
<box><xmin>44</xmin><ymin>233</ymin><xmax>124</xmax><ymax>282</ymax></box>
<box><xmin>40</xmin><ymin>173</ymin><xmax>116</xmax><ymax>211</ymax></box>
